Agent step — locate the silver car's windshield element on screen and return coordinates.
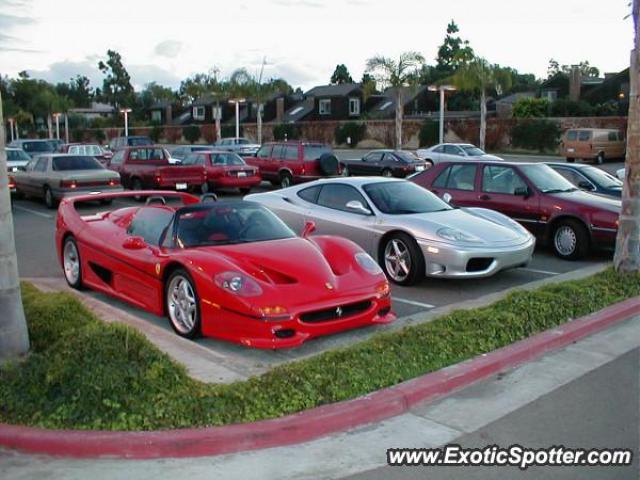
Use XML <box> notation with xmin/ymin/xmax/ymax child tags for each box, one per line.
<box><xmin>363</xmin><ymin>181</ymin><xmax>452</xmax><ymax>215</ymax></box>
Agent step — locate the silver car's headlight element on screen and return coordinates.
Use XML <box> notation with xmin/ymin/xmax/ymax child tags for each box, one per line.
<box><xmin>436</xmin><ymin>227</ymin><xmax>482</xmax><ymax>243</ymax></box>
<box><xmin>355</xmin><ymin>252</ymin><xmax>383</xmax><ymax>275</ymax></box>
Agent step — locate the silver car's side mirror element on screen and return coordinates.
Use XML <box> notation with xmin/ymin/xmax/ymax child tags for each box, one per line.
<box><xmin>442</xmin><ymin>192</ymin><xmax>453</xmax><ymax>204</ymax></box>
<box><xmin>345</xmin><ymin>200</ymin><xmax>372</xmax><ymax>215</ymax></box>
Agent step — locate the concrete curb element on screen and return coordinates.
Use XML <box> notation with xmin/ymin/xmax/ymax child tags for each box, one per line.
<box><xmin>1</xmin><ymin>295</ymin><xmax>638</xmax><ymax>459</ymax></box>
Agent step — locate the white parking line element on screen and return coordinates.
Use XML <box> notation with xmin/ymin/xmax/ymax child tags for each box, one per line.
<box><xmin>13</xmin><ymin>205</ymin><xmax>53</xmax><ymax>219</ymax></box>
<box><xmin>518</xmin><ymin>267</ymin><xmax>560</xmax><ymax>276</ymax></box>
<box><xmin>392</xmin><ymin>297</ymin><xmax>435</xmax><ymax>309</ymax></box>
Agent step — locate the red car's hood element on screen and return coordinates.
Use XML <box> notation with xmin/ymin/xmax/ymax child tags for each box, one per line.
<box><xmin>550</xmin><ymin>190</ymin><xmax>621</xmax><ymax>213</ymax></box>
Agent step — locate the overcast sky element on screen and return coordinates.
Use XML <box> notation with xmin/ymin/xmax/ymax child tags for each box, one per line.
<box><xmin>0</xmin><ymin>0</ymin><xmax>632</xmax><ymax>92</ymax></box>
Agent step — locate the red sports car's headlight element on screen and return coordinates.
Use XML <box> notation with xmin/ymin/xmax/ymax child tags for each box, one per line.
<box><xmin>214</xmin><ymin>271</ymin><xmax>263</xmax><ymax>297</ymax></box>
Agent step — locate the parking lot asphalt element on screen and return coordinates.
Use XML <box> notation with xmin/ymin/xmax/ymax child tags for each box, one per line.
<box><xmin>10</xmin><ymin>153</ymin><xmax>622</xmax><ymax>363</ymax></box>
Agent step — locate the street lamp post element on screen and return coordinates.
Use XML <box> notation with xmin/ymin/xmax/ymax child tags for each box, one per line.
<box><xmin>7</xmin><ymin>117</ymin><xmax>14</xmax><ymax>142</ymax></box>
<box><xmin>119</xmin><ymin>108</ymin><xmax>132</xmax><ymax>137</ymax></box>
<box><xmin>229</xmin><ymin>98</ymin><xmax>245</xmax><ymax>139</ymax></box>
<box><xmin>52</xmin><ymin>112</ymin><xmax>61</xmax><ymax>140</ymax></box>
<box><xmin>428</xmin><ymin>85</ymin><xmax>457</xmax><ymax>144</ymax></box>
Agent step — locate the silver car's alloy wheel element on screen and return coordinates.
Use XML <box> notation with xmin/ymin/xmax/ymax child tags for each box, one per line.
<box><xmin>63</xmin><ymin>239</ymin><xmax>80</xmax><ymax>286</ymax></box>
<box><xmin>167</xmin><ymin>275</ymin><xmax>197</xmax><ymax>335</ymax></box>
<box><xmin>384</xmin><ymin>239</ymin><xmax>411</xmax><ymax>282</ymax></box>
<box><xmin>280</xmin><ymin>175</ymin><xmax>291</xmax><ymax>189</ymax></box>
<box><xmin>342</xmin><ymin>166</ymin><xmax>350</xmax><ymax>176</ymax></box>
<box><xmin>554</xmin><ymin>225</ymin><xmax>577</xmax><ymax>257</ymax></box>
<box><xmin>44</xmin><ymin>187</ymin><xmax>54</xmax><ymax>209</ymax></box>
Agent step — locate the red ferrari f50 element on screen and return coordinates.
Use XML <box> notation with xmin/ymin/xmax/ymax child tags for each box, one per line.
<box><xmin>55</xmin><ymin>191</ymin><xmax>395</xmax><ymax>348</ymax></box>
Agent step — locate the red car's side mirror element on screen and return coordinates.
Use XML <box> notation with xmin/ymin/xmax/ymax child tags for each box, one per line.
<box><xmin>302</xmin><ymin>221</ymin><xmax>316</xmax><ymax>238</ymax></box>
<box><xmin>123</xmin><ymin>236</ymin><xmax>147</xmax><ymax>250</ymax></box>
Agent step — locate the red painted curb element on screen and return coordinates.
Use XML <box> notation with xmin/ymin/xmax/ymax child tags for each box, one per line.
<box><xmin>1</xmin><ymin>297</ymin><xmax>639</xmax><ymax>459</ymax></box>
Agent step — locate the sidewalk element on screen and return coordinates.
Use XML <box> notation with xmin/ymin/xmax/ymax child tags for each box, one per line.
<box><xmin>1</xmin><ymin>314</ymin><xmax>638</xmax><ymax>480</ymax></box>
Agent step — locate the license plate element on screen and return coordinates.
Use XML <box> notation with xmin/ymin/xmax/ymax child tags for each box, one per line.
<box><xmin>415</xmin><ymin>165</ymin><xmax>425</xmax><ymax>171</ymax></box>
<box><xmin>176</xmin><ymin>183</ymin><xmax>187</xmax><ymax>190</ymax></box>
<box><xmin>567</xmin><ymin>148</ymin><xmax>575</xmax><ymax>153</ymax></box>
<box><xmin>237</xmin><ymin>172</ymin><xmax>247</xmax><ymax>177</ymax></box>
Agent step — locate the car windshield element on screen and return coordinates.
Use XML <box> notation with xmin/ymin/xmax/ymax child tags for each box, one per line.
<box><xmin>175</xmin><ymin>203</ymin><xmax>296</xmax><ymax>248</ymax></box>
<box><xmin>394</xmin><ymin>151</ymin><xmax>421</xmax><ymax>163</ymax></box>
<box><xmin>519</xmin><ymin>164</ymin><xmax>577</xmax><ymax>193</ymax></box>
<box><xmin>7</xmin><ymin>149</ymin><xmax>30</xmax><ymax>161</ymax></box>
<box><xmin>303</xmin><ymin>145</ymin><xmax>331</xmax><ymax>161</ymax></box>
<box><xmin>52</xmin><ymin>156</ymin><xmax>104</xmax><ymax>171</ymax></box>
<box><xmin>363</xmin><ymin>181</ymin><xmax>452</xmax><ymax>215</ymax></box>
<box><xmin>22</xmin><ymin>141</ymin><xmax>55</xmax><ymax>153</ymax></box>
<box><xmin>461</xmin><ymin>145</ymin><xmax>486</xmax><ymax>156</ymax></box>
<box><xmin>583</xmin><ymin>166</ymin><xmax>622</xmax><ymax>188</ymax></box>
<box><xmin>69</xmin><ymin>145</ymin><xmax>103</xmax><ymax>156</ymax></box>
<box><xmin>237</xmin><ymin>138</ymin><xmax>250</xmax><ymax>145</ymax></box>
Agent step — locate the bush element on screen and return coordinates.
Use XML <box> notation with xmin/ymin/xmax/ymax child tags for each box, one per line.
<box><xmin>418</xmin><ymin>119</ymin><xmax>439</xmax><ymax>147</ymax></box>
<box><xmin>94</xmin><ymin>129</ymin><xmax>106</xmax><ymax>144</ymax></box>
<box><xmin>511</xmin><ymin>119</ymin><xmax>561</xmax><ymax>152</ymax></box>
<box><xmin>273</xmin><ymin>124</ymin><xmax>301</xmax><ymax>141</ymax></box>
<box><xmin>221</xmin><ymin>125</ymin><xmax>243</xmax><ymax>138</ymax></box>
<box><xmin>512</xmin><ymin>98</ymin><xmax>550</xmax><ymax>118</ymax></box>
<box><xmin>71</xmin><ymin>128</ymin><xmax>84</xmax><ymax>142</ymax></box>
<box><xmin>182</xmin><ymin>125</ymin><xmax>201</xmax><ymax>143</ymax></box>
<box><xmin>149</xmin><ymin>123</ymin><xmax>164</xmax><ymax>143</ymax></box>
<box><xmin>550</xmin><ymin>99</ymin><xmax>593</xmax><ymax>117</ymax></box>
<box><xmin>334</xmin><ymin>122</ymin><xmax>366</xmax><ymax>148</ymax></box>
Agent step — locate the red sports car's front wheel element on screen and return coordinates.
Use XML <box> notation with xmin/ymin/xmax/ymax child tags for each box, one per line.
<box><xmin>62</xmin><ymin>236</ymin><xmax>83</xmax><ymax>290</ymax></box>
<box><xmin>165</xmin><ymin>269</ymin><xmax>201</xmax><ymax>339</ymax></box>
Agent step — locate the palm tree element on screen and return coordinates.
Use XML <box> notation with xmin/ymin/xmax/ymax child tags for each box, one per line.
<box><xmin>366</xmin><ymin>51</ymin><xmax>425</xmax><ymax>149</ymax></box>
<box><xmin>614</xmin><ymin>0</ymin><xmax>640</xmax><ymax>271</ymax></box>
<box><xmin>0</xmin><ymin>91</ymin><xmax>30</xmax><ymax>362</ymax></box>
<box><xmin>452</xmin><ymin>56</ymin><xmax>511</xmax><ymax>150</ymax></box>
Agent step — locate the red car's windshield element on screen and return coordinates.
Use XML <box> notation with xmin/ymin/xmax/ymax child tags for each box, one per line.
<box><xmin>175</xmin><ymin>203</ymin><xmax>295</xmax><ymax>248</ymax></box>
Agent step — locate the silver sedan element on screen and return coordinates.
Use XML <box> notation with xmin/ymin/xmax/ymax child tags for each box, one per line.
<box><xmin>246</xmin><ymin>178</ymin><xmax>535</xmax><ymax>285</ymax></box>
<box><xmin>416</xmin><ymin>143</ymin><xmax>503</xmax><ymax>166</ymax></box>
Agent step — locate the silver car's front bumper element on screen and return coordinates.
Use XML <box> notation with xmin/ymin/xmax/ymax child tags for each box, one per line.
<box><xmin>417</xmin><ymin>236</ymin><xmax>536</xmax><ymax>279</ymax></box>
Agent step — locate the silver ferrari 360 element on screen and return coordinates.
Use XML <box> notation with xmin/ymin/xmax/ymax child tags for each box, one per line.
<box><xmin>246</xmin><ymin>178</ymin><xmax>535</xmax><ymax>285</ymax></box>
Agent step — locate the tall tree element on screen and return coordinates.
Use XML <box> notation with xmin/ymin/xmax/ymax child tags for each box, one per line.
<box><xmin>361</xmin><ymin>72</ymin><xmax>378</xmax><ymax>106</ymax></box>
<box><xmin>614</xmin><ymin>0</ymin><xmax>640</xmax><ymax>271</ymax></box>
<box><xmin>452</xmin><ymin>56</ymin><xmax>512</xmax><ymax>150</ymax></box>
<box><xmin>330</xmin><ymin>64</ymin><xmax>353</xmax><ymax>84</ymax></box>
<box><xmin>179</xmin><ymin>72</ymin><xmax>217</xmax><ymax>104</ymax></box>
<box><xmin>0</xmin><ymin>91</ymin><xmax>30</xmax><ymax>362</ymax></box>
<box><xmin>436</xmin><ymin>20</ymin><xmax>474</xmax><ymax>76</ymax></box>
<box><xmin>366</xmin><ymin>51</ymin><xmax>425</xmax><ymax>148</ymax></box>
<box><xmin>98</xmin><ymin>50</ymin><xmax>135</xmax><ymax>108</ymax></box>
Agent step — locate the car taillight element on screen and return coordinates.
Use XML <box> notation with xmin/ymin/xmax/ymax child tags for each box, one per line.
<box><xmin>60</xmin><ymin>179</ymin><xmax>77</xmax><ymax>189</ymax></box>
<box><xmin>155</xmin><ymin>175</ymin><xmax>161</xmax><ymax>184</ymax></box>
<box><xmin>8</xmin><ymin>175</ymin><xmax>15</xmax><ymax>189</ymax></box>
<box><xmin>108</xmin><ymin>179</ymin><xmax>117</xmax><ymax>187</ymax></box>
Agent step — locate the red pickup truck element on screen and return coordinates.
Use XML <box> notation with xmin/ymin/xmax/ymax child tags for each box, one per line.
<box><xmin>108</xmin><ymin>146</ymin><xmax>206</xmax><ymax>192</ymax></box>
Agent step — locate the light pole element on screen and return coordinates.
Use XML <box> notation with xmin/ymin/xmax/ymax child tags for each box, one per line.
<box><xmin>52</xmin><ymin>112</ymin><xmax>61</xmax><ymax>140</ymax></box>
<box><xmin>119</xmin><ymin>108</ymin><xmax>132</xmax><ymax>137</ymax></box>
<box><xmin>7</xmin><ymin>117</ymin><xmax>14</xmax><ymax>142</ymax></box>
<box><xmin>428</xmin><ymin>85</ymin><xmax>456</xmax><ymax>144</ymax></box>
<box><xmin>229</xmin><ymin>98</ymin><xmax>245</xmax><ymax>139</ymax></box>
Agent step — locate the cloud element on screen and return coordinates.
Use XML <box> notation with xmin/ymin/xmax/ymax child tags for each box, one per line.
<box><xmin>271</xmin><ymin>0</ymin><xmax>323</xmax><ymax>7</ymax></box>
<box><xmin>154</xmin><ymin>40</ymin><xmax>182</xmax><ymax>58</ymax></box>
<box><xmin>269</xmin><ymin>62</ymin><xmax>317</xmax><ymax>88</ymax></box>
<box><xmin>127</xmin><ymin>64</ymin><xmax>181</xmax><ymax>89</ymax></box>
<box><xmin>0</xmin><ymin>12</ymin><xmax>35</xmax><ymax>28</ymax></box>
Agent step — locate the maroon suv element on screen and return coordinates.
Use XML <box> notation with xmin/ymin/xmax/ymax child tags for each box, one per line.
<box><xmin>411</xmin><ymin>161</ymin><xmax>620</xmax><ymax>260</ymax></box>
<box><xmin>245</xmin><ymin>141</ymin><xmax>339</xmax><ymax>189</ymax></box>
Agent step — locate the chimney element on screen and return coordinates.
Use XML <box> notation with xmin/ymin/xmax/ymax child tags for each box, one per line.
<box><xmin>276</xmin><ymin>97</ymin><xmax>285</xmax><ymax>122</ymax></box>
<box><xmin>166</xmin><ymin>105</ymin><xmax>172</xmax><ymax>124</ymax></box>
<box><xmin>569</xmin><ymin>65</ymin><xmax>581</xmax><ymax>102</ymax></box>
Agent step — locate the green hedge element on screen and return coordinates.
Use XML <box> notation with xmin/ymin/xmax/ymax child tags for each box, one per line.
<box><xmin>418</xmin><ymin>119</ymin><xmax>439</xmax><ymax>147</ymax></box>
<box><xmin>1</xmin><ymin>268</ymin><xmax>639</xmax><ymax>430</ymax></box>
<box><xmin>511</xmin><ymin>119</ymin><xmax>562</xmax><ymax>152</ymax></box>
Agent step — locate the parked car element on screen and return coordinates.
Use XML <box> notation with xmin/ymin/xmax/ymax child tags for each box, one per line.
<box><xmin>6</xmin><ymin>147</ymin><xmax>31</xmax><ymax>172</ymax></box>
<box><xmin>181</xmin><ymin>150</ymin><xmax>261</xmax><ymax>194</ymax></box>
<box><xmin>171</xmin><ymin>145</ymin><xmax>215</xmax><ymax>162</ymax></box>
<box><xmin>411</xmin><ymin>161</ymin><xmax>620</xmax><ymax>260</ymax></box>
<box><xmin>107</xmin><ymin>146</ymin><xmax>207</xmax><ymax>194</ymax></box>
<box><xmin>245</xmin><ymin>141</ymin><xmax>340</xmax><ymax>189</ymax></box>
<box><xmin>616</xmin><ymin>168</ymin><xmax>625</xmax><ymax>181</ymax></box>
<box><xmin>62</xmin><ymin>143</ymin><xmax>113</xmax><ymax>164</ymax></box>
<box><xmin>416</xmin><ymin>143</ymin><xmax>503</xmax><ymax>166</ymax></box>
<box><xmin>108</xmin><ymin>135</ymin><xmax>154</xmax><ymax>150</ymax></box>
<box><xmin>13</xmin><ymin>154</ymin><xmax>122</xmax><ymax>208</ymax></box>
<box><xmin>8</xmin><ymin>139</ymin><xmax>57</xmax><ymax>158</ymax></box>
<box><xmin>341</xmin><ymin>150</ymin><xmax>428</xmax><ymax>178</ymax></box>
<box><xmin>246</xmin><ymin>178</ymin><xmax>535</xmax><ymax>285</ymax></box>
<box><xmin>215</xmin><ymin>137</ymin><xmax>260</xmax><ymax>156</ymax></box>
<box><xmin>56</xmin><ymin>191</ymin><xmax>395</xmax><ymax>347</ymax></box>
<box><xmin>561</xmin><ymin>128</ymin><xmax>625</xmax><ymax>164</ymax></box>
<box><xmin>547</xmin><ymin>162</ymin><xmax>623</xmax><ymax>198</ymax></box>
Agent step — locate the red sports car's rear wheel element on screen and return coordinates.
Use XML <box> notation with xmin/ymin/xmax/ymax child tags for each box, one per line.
<box><xmin>165</xmin><ymin>269</ymin><xmax>201</xmax><ymax>339</ymax></box>
<box><xmin>62</xmin><ymin>236</ymin><xmax>83</xmax><ymax>290</ymax></box>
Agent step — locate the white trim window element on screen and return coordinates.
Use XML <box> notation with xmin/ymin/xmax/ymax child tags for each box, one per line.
<box><xmin>151</xmin><ymin>110</ymin><xmax>162</xmax><ymax>123</ymax></box>
<box><xmin>319</xmin><ymin>99</ymin><xmax>331</xmax><ymax>115</ymax></box>
<box><xmin>193</xmin><ymin>106</ymin><xmax>206</xmax><ymax>121</ymax></box>
<box><xmin>349</xmin><ymin>97</ymin><xmax>361</xmax><ymax>116</ymax></box>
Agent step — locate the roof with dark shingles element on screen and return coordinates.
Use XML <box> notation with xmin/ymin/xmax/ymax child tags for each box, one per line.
<box><xmin>304</xmin><ymin>83</ymin><xmax>362</xmax><ymax>97</ymax></box>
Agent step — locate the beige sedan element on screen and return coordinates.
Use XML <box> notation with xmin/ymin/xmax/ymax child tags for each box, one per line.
<box><xmin>13</xmin><ymin>154</ymin><xmax>122</xmax><ymax>208</ymax></box>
